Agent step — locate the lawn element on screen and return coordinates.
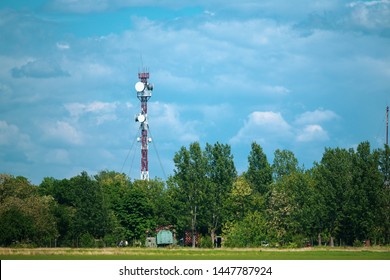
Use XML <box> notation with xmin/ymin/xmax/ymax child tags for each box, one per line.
<box><xmin>1</xmin><ymin>247</ymin><xmax>389</xmax><ymax>260</ymax></box>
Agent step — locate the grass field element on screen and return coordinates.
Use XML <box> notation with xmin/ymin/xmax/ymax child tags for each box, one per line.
<box><xmin>1</xmin><ymin>247</ymin><xmax>389</xmax><ymax>260</ymax></box>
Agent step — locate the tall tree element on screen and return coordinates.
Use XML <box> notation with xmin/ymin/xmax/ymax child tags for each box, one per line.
<box><xmin>228</xmin><ymin>175</ymin><xmax>253</xmax><ymax>221</ymax></box>
<box><xmin>245</xmin><ymin>142</ymin><xmax>272</xmax><ymax>195</ymax></box>
<box><xmin>272</xmin><ymin>149</ymin><xmax>299</xmax><ymax>182</ymax></box>
<box><xmin>0</xmin><ymin>175</ymin><xmax>58</xmax><ymax>246</ymax></box>
<box><xmin>205</xmin><ymin>142</ymin><xmax>237</xmax><ymax>245</ymax></box>
<box><xmin>313</xmin><ymin>148</ymin><xmax>353</xmax><ymax>246</ymax></box>
<box><xmin>268</xmin><ymin>171</ymin><xmax>316</xmax><ymax>246</ymax></box>
<box><xmin>378</xmin><ymin>145</ymin><xmax>390</xmax><ymax>244</ymax></box>
<box><xmin>170</xmin><ymin>142</ymin><xmax>207</xmax><ymax>247</ymax></box>
<box><xmin>345</xmin><ymin>142</ymin><xmax>383</xmax><ymax>245</ymax></box>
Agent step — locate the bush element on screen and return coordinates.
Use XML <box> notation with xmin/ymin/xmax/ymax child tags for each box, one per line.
<box><xmin>286</xmin><ymin>242</ymin><xmax>298</xmax><ymax>249</ymax></box>
<box><xmin>78</xmin><ymin>232</ymin><xmax>95</xmax><ymax>248</ymax></box>
<box><xmin>199</xmin><ymin>235</ymin><xmax>213</xmax><ymax>248</ymax></box>
<box><xmin>353</xmin><ymin>240</ymin><xmax>363</xmax><ymax>247</ymax></box>
<box><xmin>223</xmin><ymin>211</ymin><xmax>268</xmax><ymax>248</ymax></box>
<box><xmin>11</xmin><ymin>241</ymin><xmax>36</xmax><ymax>248</ymax></box>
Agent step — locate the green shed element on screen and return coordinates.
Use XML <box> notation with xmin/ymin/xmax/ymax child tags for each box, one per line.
<box><xmin>156</xmin><ymin>230</ymin><xmax>173</xmax><ymax>246</ymax></box>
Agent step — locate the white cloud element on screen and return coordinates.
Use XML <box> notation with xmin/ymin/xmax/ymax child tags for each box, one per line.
<box><xmin>231</xmin><ymin>110</ymin><xmax>336</xmax><ymax>145</ymax></box>
<box><xmin>65</xmin><ymin>101</ymin><xmax>118</xmax><ymax>124</ymax></box>
<box><xmin>56</xmin><ymin>42</ymin><xmax>70</xmax><ymax>50</ymax></box>
<box><xmin>296</xmin><ymin>124</ymin><xmax>329</xmax><ymax>142</ymax></box>
<box><xmin>43</xmin><ymin>121</ymin><xmax>83</xmax><ymax>145</ymax></box>
<box><xmin>262</xmin><ymin>85</ymin><xmax>291</xmax><ymax>95</ymax></box>
<box><xmin>230</xmin><ymin>111</ymin><xmax>292</xmax><ymax>144</ymax></box>
<box><xmin>0</xmin><ymin>83</ymin><xmax>12</xmax><ymax>96</ymax></box>
<box><xmin>204</xmin><ymin>10</ymin><xmax>216</xmax><ymax>17</ymax></box>
<box><xmin>149</xmin><ymin>102</ymin><xmax>200</xmax><ymax>143</ymax></box>
<box><xmin>153</xmin><ymin>70</ymin><xmax>202</xmax><ymax>93</ymax></box>
<box><xmin>346</xmin><ymin>0</ymin><xmax>390</xmax><ymax>31</ymax></box>
<box><xmin>295</xmin><ymin>109</ymin><xmax>339</xmax><ymax>125</ymax></box>
<box><xmin>348</xmin><ymin>0</ymin><xmax>390</xmax><ymax>8</ymax></box>
<box><xmin>11</xmin><ymin>59</ymin><xmax>70</xmax><ymax>79</ymax></box>
<box><xmin>44</xmin><ymin>149</ymin><xmax>71</xmax><ymax>164</ymax></box>
<box><xmin>0</xmin><ymin>120</ymin><xmax>30</xmax><ymax>147</ymax></box>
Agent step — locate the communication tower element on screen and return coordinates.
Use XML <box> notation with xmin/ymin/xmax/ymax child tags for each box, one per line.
<box><xmin>134</xmin><ymin>69</ymin><xmax>153</xmax><ymax>180</ymax></box>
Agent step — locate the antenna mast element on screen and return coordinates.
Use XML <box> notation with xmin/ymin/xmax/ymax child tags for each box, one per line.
<box><xmin>134</xmin><ymin>69</ymin><xmax>153</xmax><ymax>180</ymax></box>
<box><xmin>386</xmin><ymin>105</ymin><xmax>389</xmax><ymax>146</ymax></box>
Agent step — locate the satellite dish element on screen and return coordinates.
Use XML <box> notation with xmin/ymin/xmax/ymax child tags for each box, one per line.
<box><xmin>137</xmin><ymin>114</ymin><xmax>146</xmax><ymax>123</ymax></box>
<box><xmin>135</xmin><ymin>82</ymin><xmax>145</xmax><ymax>92</ymax></box>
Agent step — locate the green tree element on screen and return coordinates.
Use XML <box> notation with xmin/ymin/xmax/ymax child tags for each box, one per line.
<box><xmin>40</xmin><ymin>172</ymin><xmax>113</xmax><ymax>247</ymax></box>
<box><xmin>94</xmin><ymin>171</ymin><xmax>130</xmax><ymax>245</ymax></box>
<box><xmin>344</xmin><ymin>142</ymin><xmax>383</xmax><ymax>245</ymax></box>
<box><xmin>170</xmin><ymin>142</ymin><xmax>207</xmax><ymax>247</ymax></box>
<box><xmin>69</xmin><ymin>172</ymin><xmax>111</xmax><ymax>245</ymax></box>
<box><xmin>378</xmin><ymin>145</ymin><xmax>390</xmax><ymax>244</ymax></box>
<box><xmin>313</xmin><ymin>148</ymin><xmax>354</xmax><ymax>246</ymax></box>
<box><xmin>245</xmin><ymin>142</ymin><xmax>272</xmax><ymax>195</ymax></box>
<box><xmin>272</xmin><ymin>149</ymin><xmax>299</xmax><ymax>182</ymax></box>
<box><xmin>39</xmin><ymin>177</ymin><xmax>77</xmax><ymax>246</ymax></box>
<box><xmin>0</xmin><ymin>175</ymin><xmax>58</xmax><ymax>246</ymax></box>
<box><xmin>228</xmin><ymin>175</ymin><xmax>253</xmax><ymax>221</ymax></box>
<box><xmin>223</xmin><ymin>211</ymin><xmax>268</xmax><ymax>247</ymax></box>
<box><xmin>268</xmin><ymin>171</ymin><xmax>316</xmax><ymax>246</ymax></box>
<box><xmin>205</xmin><ymin>142</ymin><xmax>237</xmax><ymax>246</ymax></box>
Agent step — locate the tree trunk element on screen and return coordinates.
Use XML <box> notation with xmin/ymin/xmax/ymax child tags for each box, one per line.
<box><xmin>318</xmin><ymin>232</ymin><xmax>322</xmax><ymax>246</ymax></box>
<box><xmin>191</xmin><ymin>206</ymin><xmax>197</xmax><ymax>248</ymax></box>
<box><xmin>211</xmin><ymin>228</ymin><xmax>216</xmax><ymax>248</ymax></box>
<box><xmin>330</xmin><ymin>236</ymin><xmax>334</xmax><ymax>247</ymax></box>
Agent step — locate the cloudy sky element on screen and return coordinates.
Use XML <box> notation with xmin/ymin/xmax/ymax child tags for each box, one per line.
<box><xmin>1</xmin><ymin>0</ymin><xmax>389</xmax><ymax>184</ymax></box>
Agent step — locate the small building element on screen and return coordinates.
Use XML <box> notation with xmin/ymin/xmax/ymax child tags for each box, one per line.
<box><xmin>157</xmin><ymin>230</ymin><xmax>174</xmax><ymax>246</ymax></box>
<box><xmin>145</xmin><ymin>237</ymin><xmax>157</xmax><ymax>248</ymax></box>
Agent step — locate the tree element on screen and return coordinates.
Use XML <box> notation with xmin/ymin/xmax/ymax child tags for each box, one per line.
<box><xmin>245</xmin><ymin>142</ymin><xmax>272</xmax><ymax>195</ymax></box>
<box><xmin>170</xmin><ymin>142</ymin><xmax>207</xmax><ymax>247</ymax></box>
<box><xmin>267</xmin><ymin>171</ymin><xmax>317</xmax><ymax>246</ymax></box>
<box><xmin>378</xmin><ymin>145</ymin><xmax>390</xmax><ymax>244</ymax></box>
<box><xmin>223</xmin><ymin>211</ymin><xmax>268</xmax><ymax>248</ymax></box>
<box><xmin>345</xmin><ymin>142</ymin><xmax>383</xmax><ymax>245</ymax></box>
<box><xmin>0</xmin><ymin>175</ymin><xmax>58</xmax><ymax>246</ymax></box>
<box><xmin>272</xmin><ymin>149</ymin><xmax>299</xmax><ymax>182</ymax></box>
<box><xmin>313</xmin><ymin>147</ymin><xmax>354</xmax><ymax>246</ymax></box>
<box><xmin>40</xmin><ymin>172</ymin><xmax>113</xmax><ymax>247</ymax></box>
<box><xmin>228</xmin><ymin>175</ymin><xmax>253</xmax><ymax>221</ymax></box>
<box><xmin>205</xmin><ymin>142</ymin><xmax>237</xmax><ymax>246</ymax></box>
<box><xmin>69</xmin><ymin>172</ymin><xmax>111</xmax><ymax>244</ymax></box>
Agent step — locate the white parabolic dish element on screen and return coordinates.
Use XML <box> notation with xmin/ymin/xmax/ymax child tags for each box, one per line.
<box><xmin>137</xmin><ymin>114</ymin><xmax>146</xmax><ymax>123</ymax></box>
<box><xmin>135</xmin><ymin>82</ymin><xmax>145</xmax><ymax>92</ymax></box>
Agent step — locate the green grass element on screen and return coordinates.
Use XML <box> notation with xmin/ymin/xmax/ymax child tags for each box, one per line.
<box><xmin>1</xmin><ymin>247</ymin><xmax>389</xmax><ymax>260</ymax></box>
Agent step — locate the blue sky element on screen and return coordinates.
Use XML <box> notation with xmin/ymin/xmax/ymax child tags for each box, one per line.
<box><xmin>1</xmin><ymin>0</ymin><xmax>389</xmax><ymax>184</ymax></box>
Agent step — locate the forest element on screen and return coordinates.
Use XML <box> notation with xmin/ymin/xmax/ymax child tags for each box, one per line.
<box><xmin>0</xmin><ymin>141</ymin><xmax>389</xmax><ymax>248</ymax></box>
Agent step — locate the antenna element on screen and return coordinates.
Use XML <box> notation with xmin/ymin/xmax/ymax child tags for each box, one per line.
<box><xmin>140</xmin><ymin>54</ymin><xmax>144</xmax><ymax>70</ymax></box>
<box><xmin>386</xmin><ymin>105</ymin><xmax>389</xmax><ymax>146</ymax></box>
<box><xmin>134</xmin><ymin>68</ymin><xmax>153</xmax><ymax>180</ymax></box>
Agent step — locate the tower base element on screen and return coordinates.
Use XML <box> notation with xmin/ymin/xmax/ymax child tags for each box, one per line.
<box><xmin>141</xmin><ymin>171</ymin><xmax>149</xmax><ymax>181</ymax></box>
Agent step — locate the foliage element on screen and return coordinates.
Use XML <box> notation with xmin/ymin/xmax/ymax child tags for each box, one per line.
<box><xmin>223</xmin><ymin>211</ymin><xmax>268</xmax><ymax>248</ymax></box>
<box><xmin>245</xmin><ymin>142</ymin><xmax>273</xmax><ymax>195</ymax></box>
<box><xmin>169</xmin><ymin>142</ymin><xmax>208</xmax><ymax>247</ymax></box>
<box><xmin>0</xmin><ymin>175</ymin><xmax>58</xmax><ymax>247</ymax></box>
<box><xmin>0</xmin><ymin>141</ymin><xmax>389</xmax><ymax>248</ymax></box>
<box><xmin>199</xmin><ymin>235</ymin><xmax>213</xmax><ymax>248</ymax></box>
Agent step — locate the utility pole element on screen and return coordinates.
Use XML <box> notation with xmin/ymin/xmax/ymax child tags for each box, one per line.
<box><xmin>386</xmin><ymin>105</ymin><xmax>389</xmax><ymax>146</ymax></box>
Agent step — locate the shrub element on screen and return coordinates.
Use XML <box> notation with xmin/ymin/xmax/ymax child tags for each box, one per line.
<box><xmin>199</xmin><ymin>235</ymin><xmax>213</xmax><ymax>248</ymax></box>
<box><xmin>353</xmin><ymin>240</ymin><xmax>363</xmax><ymax>247</ymax></box>
<box><xmin>78</xmin><ymin>232</ymin><xmax>95</xmax><ymax>248</ymax></box>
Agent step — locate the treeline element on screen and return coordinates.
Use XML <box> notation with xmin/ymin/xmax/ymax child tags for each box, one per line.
<box><xmin>0</xmin><ymin>141</ymin><xmax>389</xmax><ymax>248</ymax></box>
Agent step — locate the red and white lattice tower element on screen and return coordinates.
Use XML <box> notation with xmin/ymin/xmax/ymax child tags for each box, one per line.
<box><xmin>134</xmin><ymin>70</ymin><xmax>153</xmax><ymax>180</ymax></box>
